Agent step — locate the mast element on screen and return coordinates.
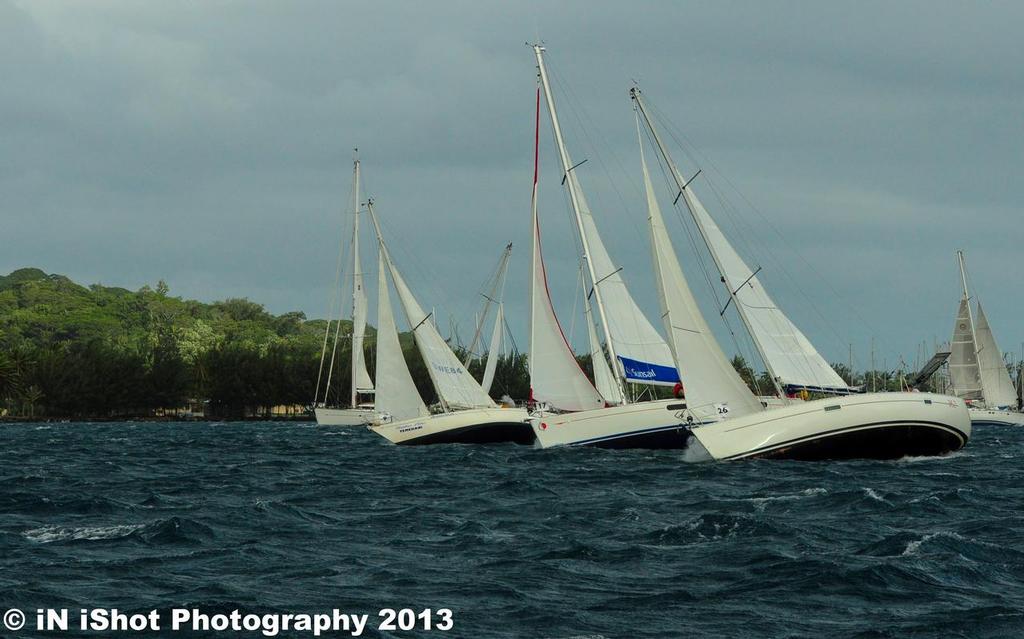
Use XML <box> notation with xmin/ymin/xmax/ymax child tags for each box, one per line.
<box><xmin>350</xmin><ymin>157</ymin><xmax>362</xmax><ymax>408</ymax></box>
<box><xmin>631</xmin><ymin>87</ymin><xmax>786</xmax><ymax>399</ymax></box>
<box><xmin>532</xmin><ymin>44</ymin><xmax>628</xmax><ymax>403</ymax></box>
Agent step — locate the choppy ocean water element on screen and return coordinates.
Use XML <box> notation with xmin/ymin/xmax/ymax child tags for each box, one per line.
<box><xmin>1</xmin><ymin>421</ymin><xmax>1022</xmax><ymax>638</ymax></box>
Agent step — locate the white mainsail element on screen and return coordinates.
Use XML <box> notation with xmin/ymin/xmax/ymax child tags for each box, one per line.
<box><xmin>641</xmin><ymin>135</ymin><xmax>762</xmax><ymax>418</ymax></box>
<box><xmin>528</xmin><ymin>87</ymin><xmax>607</xmax><ymax>411</ymax></box>
<box><xmin>369</xmin><ymin>205</ymin><xmax>495</xmax><ymax>412</ymax></box>
<box><xmin>373</xmin><ymin>249</ymin><xmax>429</xmax><ymax>422</ymax></box>
<box><xmin>677</xmin><ymin>182</ymin><xmax>848</xmax><ymax>394</ymax></box>
<box><xmin>533</xmin><ymin>45</ymin><xmax>678</xmax><ymax>390</ymax></box>
<box><xmin>480</xmin><ymin>303</ymin><xmax>503</xmax><ymax>395</ymax></box>
<box><xmin>585</xmin><ymin>292</ymin><xmax>623</xmax><ymax>405</ymax></box>
<box><xmin>350</xmin><ymin>162</ymin><xmax>374</xmax><ymax>403</ymax></box>
<box><xmin>975</xmin><ymin>302</ymin><xmax>1017</xmax><ymax>408</ymax></box>
<box><xmin>949</xmin><ymin>297</ymin><xmax>983</xmax><ymax>400</ymax></box>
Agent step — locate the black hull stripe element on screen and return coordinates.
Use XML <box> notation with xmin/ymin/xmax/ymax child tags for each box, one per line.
<box><xmin>564</xmin><ymin>422</ymin><xmax>709</xmax><ymax>447</ymax></box>
<box><xmin>394</xmin><ymin>421</ymin><xmax>534</xmax><ymax>446</ymax></box>
<box><xmin>720</xmin><ymin>419</ymin><xmax>968</xmax><ymax>460</ymax></box>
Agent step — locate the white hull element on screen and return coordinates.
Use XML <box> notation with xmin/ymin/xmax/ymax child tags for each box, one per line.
<box><xmin>531</xmin><ymin>399</ymin><xmax>693</xmax><ymax>449</ymax></box>
<box><xmin>370</xmin><ymin>407</ymin><xmax>532</xmax><ymax>445</ymax></box>
<box><xmin>314</xmin><ymin>407</ymin><xmax>379</xmax><ymax>427</ymax></box>
<box><xmin>693</xmin><ymin>392</ymin><xmax>970</xmax><ymax>460</ymax></box>
<box><xmin>967</xmin><ymin>406</ymin><xmax>1024</xmax><ymax>427</ymax></box>
<box><xmin>531</xmin><ymin>393</ymin><xmax>970</xmax><ymax>460</ymax></box>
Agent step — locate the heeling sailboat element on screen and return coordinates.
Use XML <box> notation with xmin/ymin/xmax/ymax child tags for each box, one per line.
<box><xmin>528</xmin><ymin>44</ymin><xmax>693</xmax><ymax>450</ymax></box>
<box><xmin>631</xmin><ymin>86</ymin><xmax>970</xmax><ymax>460</ymax></box>
<box><xmin>365</xmin><ymin>201</ymin><xmax>532</xmax><ymax>445</ymax></box>
<box><xmin>947</xmin><ymin>250</ymin><xmax>1023</xmax><ymax>426</ymax></box>
<box><xmin>315</xmin><ymin>157</ymin><xmax>379</xmax><ymax>427</ymax></box>
<box><xmin>463</xmin><ymin>243</ymin><xmax>514</xmax><ymax>396</ymax></box>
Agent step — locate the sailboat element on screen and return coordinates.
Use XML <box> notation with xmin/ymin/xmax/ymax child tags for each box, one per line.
<box><xmin>620</xmin><ymin>85</ymin><xmax>970</xmax><ymax>459</ymax></box>
<box><xmin>314</xmin><ymin>157</ymin><xmax>379</xmax><ymax>426</ymax></box>
<box><xmin>365</xmin><ymin>200</ymin><xmax>532</xmax><ymax>445</ymax></box>
<box><xmin>527</xmin><ymin>44</ymin><xmax>694</xmax><ymax>449</ymax></box>
<box><xmin>947</xmin><ymin>250</ymin><xmax>1023</xmax><ymax>426</ymax></box>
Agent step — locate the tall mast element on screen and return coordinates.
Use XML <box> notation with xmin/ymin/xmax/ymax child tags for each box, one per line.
<box><xmin>463</xmin><ymin>243</ymin><xmax>513</xmax><ymax>366</ymax></box>
<box><xmin>532</xmin><ymin>44</ymin><xmax>628</xmax><ymax>403</ymax></box>
<box><xmin>350</xmin><ymin>156</ymin><xmax>362</xmax><ymax>407</ymax></box>
<box><xmin>632</xmin><ymin>87</ymin><xmax>786</xmax><ymax>399</ymax></box>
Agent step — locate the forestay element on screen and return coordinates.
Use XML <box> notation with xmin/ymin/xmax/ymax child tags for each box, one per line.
<box><xmin>373</xmin><ymin>251</ymin><xmax>429</xmax><ymax>422</ymax></box>
<box><xmin>642</xmin><ymin>141</ymin><xmax>763</xmax><ymax>419</ymax></box>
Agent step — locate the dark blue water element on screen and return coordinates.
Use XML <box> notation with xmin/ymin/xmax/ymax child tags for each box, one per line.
<box><xmin>2</xmin><ymin>422</ymin><xmax>1023</xmax><ymax>638</ymax></box>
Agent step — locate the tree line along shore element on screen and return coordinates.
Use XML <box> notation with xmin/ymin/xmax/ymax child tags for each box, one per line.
<box><xmin>0</xmin><ymin>268</ymin><xmax>918</xmax><ymax>421</ymax></box>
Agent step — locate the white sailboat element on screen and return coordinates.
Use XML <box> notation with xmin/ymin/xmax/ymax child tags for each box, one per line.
<box><xmin>947</xmin><ymin>250</ymin><xmax>1023</xmax><ymax>426</ymax></box>
<box><xmin>315</xmin><ymin>157</ymin><xmax>379</xmax><ymax>426</ymax></box>
<box><xmin>365</xmin><ymin>201</ymin><xmax>531</xmax><ymax>445</ymax></box>
<box><xmin>528</xmin><ymin>44</ymin><xmax>693</xmax><ymax>449</ymax></box>
<box><xmin>625</xmin><ymin>86</ymin><xmax>970</xmax><ymax>459</ymax></box>
<box><xmin>462</xmin><ymin>243</ymin><xmax>513</xmax><ymax>397</ymax></box>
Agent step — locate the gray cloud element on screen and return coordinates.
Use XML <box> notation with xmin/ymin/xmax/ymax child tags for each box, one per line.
<box><xmin>2</xmin><ymin>0</ymin><xmax>1022</xmax><ymax>371</ymax></box>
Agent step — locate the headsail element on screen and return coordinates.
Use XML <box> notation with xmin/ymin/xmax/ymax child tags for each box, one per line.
<box><xmin>975</xmin><ymin>302</ymin><xmax>1017</xmax><ymax>408</ymax></box>
<box><xmin>369</xmin><ymin>204</ymin><xmax>495</xmax><ymax>412</ymax></box>
<box><xmin>640</xmin><ymin>130</ymin><xmax>762</xmax><ymax>419</ymax></box>
<box><xmin>949</xmin><ymin>297</ymin><xmax>983</xmax><ymax>400</ymax></box>
<box><xmin>480</xmin><ymin>303</ymin><xmax>503</xmax><ymax>395</ymax></box>
<box><xmin>373</xmin><ymin>249</ymin><xmax>429</xmax><ymax>422</ymax></box>
<box><xmin>528</xmin><ymin>87</ymin><xmax>606</xmax><ymax>411</ymax></box>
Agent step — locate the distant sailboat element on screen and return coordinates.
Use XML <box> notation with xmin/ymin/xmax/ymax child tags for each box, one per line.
<box><xmin>315</xmin><ymin>157</ymin><xmax>379</xmax><ymax>426</ymax></box>
<box><xmin>947</xmin><ymin>250</ymin><xmax>1022</xmax><ymax>426</ymax></box>
<box><xmin>365</xmin><ymin>201</ymin><xmax>532</xmax><ymax>445</ymax></box>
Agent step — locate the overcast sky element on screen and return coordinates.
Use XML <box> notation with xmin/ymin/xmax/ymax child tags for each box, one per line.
<box><xmin>3</xmin><ymin>1</ymin><xmax>1022</xmax><ymax>372</ymax></box>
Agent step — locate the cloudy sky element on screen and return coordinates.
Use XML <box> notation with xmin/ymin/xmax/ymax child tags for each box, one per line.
<box><xmin>3</xmin><ymin>1</ymin><xmax>1021</xmax><ymax>372</ymax></box>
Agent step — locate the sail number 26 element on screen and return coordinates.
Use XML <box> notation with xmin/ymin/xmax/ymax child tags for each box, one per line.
<box><xmin>378</xmin><ymin>608</ymin><xmax>454</xmax><ymax>632</ymax></box>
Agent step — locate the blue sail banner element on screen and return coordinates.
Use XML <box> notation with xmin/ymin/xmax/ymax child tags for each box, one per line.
<box><xmin>618</xmin><ymin>356</ymin><xmax>680</xmax><ymax>386</ymax></box>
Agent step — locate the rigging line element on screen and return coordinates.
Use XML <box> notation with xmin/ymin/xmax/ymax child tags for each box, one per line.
<box><xmin>548</xmin><ymin>63</ymin><xmax>648</xmax><ymax>250</ymax></box>
<box><xmin>550</xmin><ymin>68</ymin><xmax>666</xmax><ymax>354</ymax></box>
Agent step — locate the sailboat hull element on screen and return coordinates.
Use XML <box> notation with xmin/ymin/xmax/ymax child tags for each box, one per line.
<box><xmin>967</xmin><ymin>407</ymin><xmax>1024</xmax><ymax>427</ymax></box>
<box><xmin>369</xmin><ymin>407</ymin><xmax>532</xmax><ymax>445</ymax></box>
<box><xmin>531</xmin><ymin>399</ymin><xmax>693</xmax><ymax>449</ymax></box>
<box><xmin>314</xmin><ymin>407</ymin><xmax>379</xmax><ymax>427</ymax></box>
<box><xmin>693</xmin><ymin>392</ymin><xmax>971</xmax><ymax>461</ymax></box>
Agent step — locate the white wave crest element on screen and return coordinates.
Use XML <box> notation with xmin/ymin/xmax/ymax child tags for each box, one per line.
<box><xmin>23</xmin><ymin>524</ymin><xmax>144</xmax><ymax>543</ymax></box>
